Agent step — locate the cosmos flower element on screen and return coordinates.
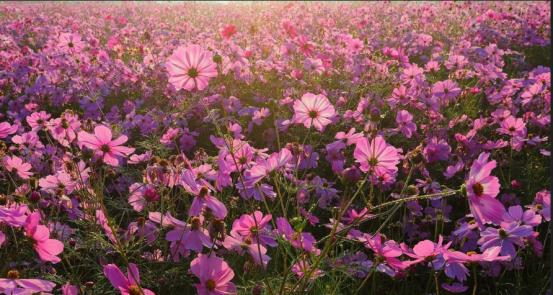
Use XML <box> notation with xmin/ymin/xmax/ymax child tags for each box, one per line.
<box><xmin>24</xmin><ymin>212</ymin><xmax>64</xmax><ymax>264</ymax></box>
<box><xmin>478</xmin><ymin>222</ymin><xmax>533</xmax><ymax>258</ymax></box>
<box><xmin>465</xmin><ymin>152</ymin><xmax>505</xmax><ymax>228</ymax></box>
<box><xmin>103</xmin><ymin>263</ymin><xmax>155</xmax><ymax>295</ymax></box>
<box><xmin>354</xmin><ymin>135</ymin><xmax>400</xmax><ymax>174</ymax></box>
<box><xmin>0</xmin><ymin>122</ymin><xmax>18</xmax><ymax>139</ymax></box>
<box><xmin>395</xmin><ymin>110</ymin><xmax>417</xmax><ymax>138</ymax></box>
<box><xmin>77</xmin><ymin>125</ymin><xmax>135</xmax><ymax>167</ymax></box>
<box><xmin>58</xmin><ymin>33</ymin><xmax>85</xmax><ymax>52</ymax></box>
<box><xmin>181</xmin><ymin>170</ymin><xmax>228</xmax><ymax>219</ymax></box>
<box><xmin>166</xmin><ymin>45</ymin><xmax>218</xmax><ymax>91</ymax></box>
<box><xmin>3</xmin><ymin>156</ymin><xmax>33</xmax><ymax>180</ymax></box>
<box><xmin>220</xmin><ymin>24</ymin><xmax>237</xmax><ymax>39</ymax></box>
<box><xmin>293</xmin><ymin>92</ymin><xmax>336</xmax><ymax>132</ymax></box>
<box><xmin>166</xmin><ymin>216</ymin><xmax>213</xmax><ymax>252</ymax></box>
<box><xmin>497</xmin><ymin>116</ymin><xmax>527</xmax><ymax>137</ymax></box>
<box><xmin>230</xmin><ymin>211</ymin><xmax>276</xmax><ymax>247</ymax></box>
<box><xmin>0</xmin><ymin>270</ymin><xmax>56</xmax><ymax>295</ymax></box>
<box><xmin>276</xmin><ymin>217</ymin><xmax>320</xmax><ymax>254</ymax></box>
<box><xmin>128</xmin><ymin>183</ymin><xmax>159</xmax><ymax>212</ymax></box>
<box><xmin>190</xmin><ymin>254</ymin><xmax>237</xmax><ymax>295</ymax></box>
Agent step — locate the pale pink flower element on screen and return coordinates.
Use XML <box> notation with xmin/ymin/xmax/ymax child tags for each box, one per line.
<box><xmin>354</xmin><ymin>135</ymin><xmax>400</xmax><ymax>174</ymax></box>
<box><xmin>3</xmin><ymin>156</ymin><xmax>33</xmax><ymax>180</ymax></box>
<box><xmin>166</xmin><ymin>45</ymin><xmax>218</xmax><ymax>91</ymax></box>
<box><xmin>293</xmin><ymin>92</ymin><xmax>336</xmax><ymax>132</ymax></box>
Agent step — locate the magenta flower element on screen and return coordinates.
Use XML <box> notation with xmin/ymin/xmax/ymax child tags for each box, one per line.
<box><xmin>354</xmin><ymin>135</ymin><xmax>400</xmax><ymax>174</ymax></box>
<box><xmin>357</xmin><ymin>233</ymin><xmax>406</xmax><ymax>276</ymax></box>
<box><xmin>166</xmin><ymin>45</ymin><xmax>218</xmax><ymax>91</ymax></box>
<box><xmin>47</xmin><ymin>113</ymin><xmax>80</xmax><ymax>147</ymax></box>
<box><xmin>96</xmin><ymin>209</ymin><xmax>118</xmax><ymax>245</ymax></box>
<box><xmin>0</xmin><ymin>270</ymin><xmax>55</xmax><ymax>294</ymax></box>
<box><xmin>181</xmin><ymin>170</ymin><xmax>227</xmax><ymax>219</ymax></box>
<box><xmin>166</xmin><ymin>216</ymin><xmax>213</xmax><ymax>253</ymax></box>
<box><xmin>0</xmin><ymin>122</ymin><xmax>17</xmax><ymax>139</ymax></box>
<box><xmin>78</xmin><ymin>125</ymin><xmax>135</xmax><ymax>167</ymax></box>
<box><xmin>534</xmin><ymin>190</ymin><xmax>551</xmax><ymax>221</ymax></box>
<box><xmin>293</xmin><ymin>92</ymin><xmax>336</xmax><ymax>132</ymax></box>
<box><xmin>3</xmin><ymin>156</ymin><xmax>33</xmax><ymax>180</ymax></box>
<box><xmin>24</xmin><ymin>212</ymin><xmax>64</xmax><ymax>264</ymax></box>
<box><xmin>465</xmin><ymin>152</ymin><xmax>505</xmax><ymax>228</ymax></box>
<box><xmin>103</xmin><ymin>263</ymin><xmax>155</xmax><ymax>295</ymax></box>
<box><xmin>291</xmin><ymin>260</ymin><xmax>323</xmax><ymax>280</ymax></box>
<box><xmin>276</xmin><ymin>217</ymin><xmax>320</xmax><ymax>254</ymax></box>
<box><xmin>431</xmin><ymin>79</ymin><xmax>461</xmax><ymax>103</ymax></box>
<box><xmin>230</xmin><ymin>211</ymin><xmax>276</xmax><ymax>247</ymax></box>
<box><xmin>497</xmin><ymin>116</ymin><xmax>527</xmax><ymax>137</ymax></box>
<box><xmin>190</xmin><ymin>254</ymin><xmax>237</xmax><ymax>295</ymax></box>
<box><xmin>223</xmin><ymin>232</ymin><xmax>271</xmax><ymax>267</ymax></box>
<box><xmin>395</xmin><ymin>110</ymin><xmax>417</xmax><ymax>138</ymax></box>
<box><xmin>423</xmin><ymin>137</ymin><xmax>451</xmax><ymax>162</ymax></box>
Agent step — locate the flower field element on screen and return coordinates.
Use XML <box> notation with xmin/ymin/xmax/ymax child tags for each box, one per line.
<box><xmin>0</xmin><ymin>2</ymin><xmax>552</xmax><ymax>294</ymax></box>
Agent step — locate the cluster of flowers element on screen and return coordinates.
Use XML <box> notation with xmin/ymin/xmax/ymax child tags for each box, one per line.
<box><xmin>0</xmin><ymin>1</ymin><xmax>551</xmax><ymax>294</ymax></box>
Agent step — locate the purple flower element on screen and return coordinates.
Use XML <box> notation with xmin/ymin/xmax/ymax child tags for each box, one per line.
<box><xmin>478</xmin><ymin>222</ymin><xmax>534</xmax><ymax>258</ymax></box>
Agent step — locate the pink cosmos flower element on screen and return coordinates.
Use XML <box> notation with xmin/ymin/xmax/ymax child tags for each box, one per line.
<box><xmin>96</xmin><ymin>209</ymin><xmax>118</xmax><ymax>245</ymax></box>
<box><xmin>166</xmin><ymin>216</ymin><xmax>213</xmax><ymax>253</ymax></box>
<box><xmin>128</xmin><ymin>183</ymin><xmax>159</xmax><ymax>212</ymax></box>
<box><xmin>0</xmin><ymin>270</ymin><xmax>56</xmax><ymax>294</ymax></box>
<box><xmin>534</xmin><ymin>190</ymin><xmax>551</xmax><ymax>221</ymax></box>
<box><xmin>166</xmin><ymin>45</ymin><xmax>218</xmax><ymax>91</ymax></box>
<box><xmin>24</xmin><ymin>212</ymin><xmax>64</xmax><ymax>264</ymax></box>
<box><xmin>25</xmin><ymin>111</ymin><xmax>51</xmax><ymax>131</ymax></box>
<box><xmin>61</xmin><ymin>283</ymin><xmax>79</xmax><ymax>295</ymax></box>
<box><xmin>357</xmin><ymin>233</ymin><xmax>406</xmax><ymax>276</ymax></box>
<box><xmin>39</xmin><ymin>171</ymin><xmax>76</xmax><ymax>196</ymax></box>
<box><xmin>431</xmin><ymin>79</ymin><xmax>461</xmax><ymax>103</ymax></box>
<box><xmin>103</xmin><ymin>263</ymin><xmax>155</xmax><ymax>295</ymax></box>
<box><xmin>293</xmin><ymin>92</ymin><xmax>336</xmax><ymax>132</ymax></box>
<box><xmin>497</xmin><ymin>116</ymin><xmax>527</xmax><ymax>137</ymax></box>
<box><xmin>223</xmin><ymin>232</ymin><xmax>271</xmax><ymax>267</ymax></box>
<box><xmin>291</xmin><ymin>260</ymin><xmax>323</xmax><ymax>280</ymax></box>
<box><xmin>181</xmin><ymin>170</ymin><xmax>227</xmax><ymax>219</ymax></box>
<box><xmin>276</xmin><ymin>217</ymin><xmax>320</xmax><ymax>254</ymax></box>
<box><xmin>0</xmin><ymin>122</ymin><xmax>18</xmax><ymax>139</ymax></box>
<box><xmin>220</xmin><ymin>24</ymin><xmax>237</xmax><ymax>39</ymax></box>
<box><xmin>395</xmin><ymin>110</ymin><xmax>417</xmax><ymax>138</ymax></box>
<box><xmin>465</xmin><ymin>152</ymin><xmax>505</xmax><ymax>228</ymax></box>
<box><xmin>47</xmin><ymin>113</ymin><xmax>81</xmax><ymax>147</ymax></box>
<box><xmin>230</xmin><ymin>211</ymin><xmax>276</xmax><ymax>247</ymax></box>
<box><xmin>304</xmin><ymin>58</ymin><xmax>324</xmax><ymax>74</ymax></box>
<box><xmin>0</xmin><ymin>204</ymin><xmax>28</xmax><ymax>227</ymax></box>
<box><xmin>78</xmin><ymin>125</ymin><xmax>135</xmax><ymax>167</ymax></box>
<box><xmin>3</xmin><ymin>156</ymin><xmax>33</xmax><ymax>180</ymax></box>
<box><xmin>354</xmin><ymin>135</ymin><xmax>400</xmax><ymax>174</ymax></box>
<box><xmin>335</xmin><ymin>128</ymin><xmax>364</xmax><ymax>146</ymax></box>
<box><xmin>58</xmin><ymin>33</ymin><xmax>85</xmax><ymax>52</ymax></box>
<box><xmin>190</xmin><ymin>254</ymin><xmax>237</xmax><ymax>295</ymax></box>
